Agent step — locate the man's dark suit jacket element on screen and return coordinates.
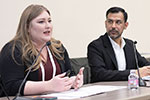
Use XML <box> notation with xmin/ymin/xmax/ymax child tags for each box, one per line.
<box><xmin>88</xmin><ymin>33</ymin><xmax>150</xmax><ymax>82</ymax></box>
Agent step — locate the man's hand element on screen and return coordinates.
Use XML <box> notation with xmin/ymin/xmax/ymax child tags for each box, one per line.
<box><xmin>136</xmin><ymin>66</ymin><xmax>150</xmax><ymax>77</ymax></box>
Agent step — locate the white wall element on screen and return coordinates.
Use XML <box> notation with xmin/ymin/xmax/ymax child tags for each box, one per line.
<box><xmin>0</xmin><ymin>0</ymin><xmax>150</xmax><ymax>58</ymax></box>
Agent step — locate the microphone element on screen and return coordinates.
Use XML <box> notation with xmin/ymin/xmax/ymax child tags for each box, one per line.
<box><xmin>13</xmin><ymin>41</ymin><xmax>51</xmax><ymax>100</ymax></box>
<box><xmin>133</xmin><ymin>41</ymin><xmax>146</xmax><ymax>87</ymax></box>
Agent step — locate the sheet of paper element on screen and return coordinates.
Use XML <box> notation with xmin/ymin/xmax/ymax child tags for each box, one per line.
<box><xmin>42</xmin><ymin>85</ymin><xmax>127</xmax><ymax>99</ymax></box>
<box><xmin>142</xmin><ymin>75</ymin><xmax>150</xmax><ymax>81</ymax></box>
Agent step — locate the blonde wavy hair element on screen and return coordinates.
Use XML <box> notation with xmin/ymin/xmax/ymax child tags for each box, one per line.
<box><xmin>11</xmin><ymin>4</ymin><xmax>64</xmax><ymax>71</ymax></box>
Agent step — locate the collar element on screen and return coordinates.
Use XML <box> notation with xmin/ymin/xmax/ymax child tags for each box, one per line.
<box><xmin>108</xmin><ymin>36</ymin><xmax>126</xmax><ymax>49</ymax></box>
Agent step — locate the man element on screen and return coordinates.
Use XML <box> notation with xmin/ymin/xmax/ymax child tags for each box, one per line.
<box><xmin>87</xmin><ymin>7</ymin><xmax>150</xmax><ymax>82</ymax></box>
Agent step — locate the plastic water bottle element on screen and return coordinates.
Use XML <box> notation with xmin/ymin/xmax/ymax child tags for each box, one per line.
<box><xmin>128</xmin><ymin>70</ymin><xmax>139</xmax><ymax>89</ymax></box>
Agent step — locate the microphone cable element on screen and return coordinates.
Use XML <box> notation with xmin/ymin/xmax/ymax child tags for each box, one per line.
<box><xmin>0</xmin><ymin>75</ymin><xmax>10</xmax><ymax>100</ymax></box>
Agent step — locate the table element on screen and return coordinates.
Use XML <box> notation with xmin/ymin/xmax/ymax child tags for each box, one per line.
<box><xmin>1</xmin><ymin>81</ymin><xmax>150</xmax><ymax>100</ymax></box>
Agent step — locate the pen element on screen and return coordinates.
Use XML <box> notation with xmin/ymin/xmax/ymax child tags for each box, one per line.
<box><xmin>65</xmin><ymin>70</ymin><xmax>71</xmax><ymax>77</ymax></box>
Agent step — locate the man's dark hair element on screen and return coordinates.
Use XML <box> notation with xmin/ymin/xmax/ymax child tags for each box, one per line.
<box><xmin>106</xmin><ymin>7</ymin><xmax>128</xmax><ymax>22</ymax></box>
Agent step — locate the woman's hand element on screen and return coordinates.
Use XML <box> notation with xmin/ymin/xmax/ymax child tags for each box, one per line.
<box><xmin>47</xmin><ymin>73</ymin><xmax>73</xmax><ymax>92</ymax></box>
<box><xmin>45</xmin><ymin>67</ymin><xmax>84</xmax><ymax>93</ymax></box>
<box><xmin>71</xmin><ymin>67</ymin><xmax>84</xmax><ymax>90</ymax></box>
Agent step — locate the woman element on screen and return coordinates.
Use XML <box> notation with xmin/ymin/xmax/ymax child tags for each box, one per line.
<box><xmin>0</xmin><ymin>4</ymin><xmax>84</xmax><ymax>96</ymax></box>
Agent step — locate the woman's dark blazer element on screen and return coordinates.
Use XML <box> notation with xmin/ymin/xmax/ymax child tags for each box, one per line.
<box><xmin>0</xmin><ymin>41</ymin><xmax>73</xmax><ymax>96</ymax></box>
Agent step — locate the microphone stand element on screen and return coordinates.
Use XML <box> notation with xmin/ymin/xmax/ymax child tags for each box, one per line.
<box><xmin>133</xmin><ymin>41</ymin><xmax>146</xmax><ymax>87</ymax></box>
<box><xmin>13</xmin><ymin>41</ymin><xmax>51</xmax><ymax>100</ymax></box>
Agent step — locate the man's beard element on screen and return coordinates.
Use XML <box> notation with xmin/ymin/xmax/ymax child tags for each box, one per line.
<box><xmin>107</xmin><ymin>29</ymin><xmax>121</xmax><ymax>40</ymax></box>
